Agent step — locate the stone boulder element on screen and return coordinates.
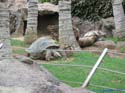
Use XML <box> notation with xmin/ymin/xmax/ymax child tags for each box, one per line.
<box><xmin>101</xmin><ymin>17</ymin><xmax>115</xmax><ymax>37</ymax></box>
<box><xmin>13</xmin><ymin>54</ymin><xmax>34</xmax><ymax>64</ymax></box>
<box><xmin>72</xmin><ymin>17</ymin><xmax>96</xmax><ymax>37</ymax></box>
<box><xmin>94</xmin><ymin>40</ymin><xmax>116</xmax><ymax>49</ymax></box>
<box><xmin>7</xmin><ymin>0</ymin><xmax>27</xmax><ymax>12</ymax></box>
<box><xmin>0</xmin><ymin>58</ymin><xmax>92</xmax><ymax>93</ymax></box>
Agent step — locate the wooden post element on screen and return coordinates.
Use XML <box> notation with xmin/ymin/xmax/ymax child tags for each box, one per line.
<box><xmin>82</xmin><ymin>48</ymin><xmax>108</xmax><ymax>88</ymax></box>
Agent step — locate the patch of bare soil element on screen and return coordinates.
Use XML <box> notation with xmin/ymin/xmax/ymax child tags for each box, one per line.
<box><xmin>12</xmin><ymin>36</ymin><xmax>24</xmax><ymax>41</ymax></box>
<box><xmin>12</xmin><ymin>46</ymin><xmax>25</xmax><ymax>50</ymax></box>
<box><xmin>83</xmin><ymin>46</ymin><xmax>125</xmax><ymax>59</ymax></box>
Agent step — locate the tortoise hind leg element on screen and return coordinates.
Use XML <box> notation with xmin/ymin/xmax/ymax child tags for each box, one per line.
<box><xmin>45</xmin><ymin>50</ymin><xmax>53</xmax><ymax>61</ymax></box>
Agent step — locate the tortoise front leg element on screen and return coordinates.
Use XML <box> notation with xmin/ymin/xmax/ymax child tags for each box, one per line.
<box><xmin>27</xmin><ymin>53</ymin><xmax>30</xmax><ymax>57</ymax></box>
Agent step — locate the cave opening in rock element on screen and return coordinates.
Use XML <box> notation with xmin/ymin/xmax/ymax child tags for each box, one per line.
<box><xmin>0</xmin><ymin>0</ymin><xmax>6</xmax><ymax>2</ymax></box>
<box><xmin>37</xmin><ymin>12</ymin><xmax>59</xmax><ymax>37</ymax></box>
<box><xmin>23</xmin><ymin>20</ymin><xmax>27</xmax><ymax>36</ymax></box>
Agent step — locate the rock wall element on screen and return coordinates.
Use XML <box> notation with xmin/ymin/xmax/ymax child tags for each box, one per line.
<box><xmin>0</xmin><ymin>3</ymin><xmax>12</xmax><ymax>58</ymax></box>
<box><xmin>8</xmin><ymin>0</ymin><xmax>27</xmax><ymax>36</ymax></box>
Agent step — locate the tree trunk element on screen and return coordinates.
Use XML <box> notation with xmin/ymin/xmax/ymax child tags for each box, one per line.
<box><xmin>0</xmin><ymin>2</ymin><xmax>12</xmax><ymax>58</ymax></box>
<box><xmin>112</xmin><ymin>0</ymin><xmax>125</xmax><ymax>39</ymax></box>
<box><xmin>59</xmin><ymin>0</ymin><xmax>80</xmax><ymax>49</ymax></box>
<box><xmin>25</xmin><ymin>0</ymin><xmax>38</xmax><ymax>44</ymax></box>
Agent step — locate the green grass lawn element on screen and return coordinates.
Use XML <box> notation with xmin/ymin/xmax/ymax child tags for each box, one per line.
<box><xmin>11</xmin><ymin>39</ymin><xmax>26</xmax><ymax>47</ymax></box>
<box><xmin>11</xmin><ymin>39</ymin><xmax>27</xmax><ymax>55</ymax></box>
<box><xmin>41</xmin><ymin>52</ymin><xmax>125</xmax><ymax>93</ymax></box>
<box><xmin>12</xmin><ymin>48</ymin><xmax>26</xmax><ymax>55</ymax></box>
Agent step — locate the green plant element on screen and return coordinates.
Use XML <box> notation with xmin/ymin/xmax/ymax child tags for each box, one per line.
<box><xmin>71</xmin><ymin>0</ymin><xmax>113</xmax><ymax>22</ymax></box>
<box><xmin>11</xmin><ymin>39</ymin><xmax>27</xmax><ymax>55</ymax></box>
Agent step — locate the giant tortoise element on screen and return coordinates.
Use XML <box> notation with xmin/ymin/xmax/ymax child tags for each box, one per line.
<box><xmin>25</xmin><ymin>37</ymin><xmax>62</xmax><ymax>61</ymax></box>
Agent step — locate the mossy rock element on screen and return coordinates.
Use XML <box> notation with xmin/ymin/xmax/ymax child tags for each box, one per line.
<box><xmin>117</xmin><ymin>42</ymin><xmax>125</xmax><ymax>53</ymax></box>
<box><xmin>119</xmin><ymin>47</ymin><xmax>125</xmax><ymax>53</ymax></box>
